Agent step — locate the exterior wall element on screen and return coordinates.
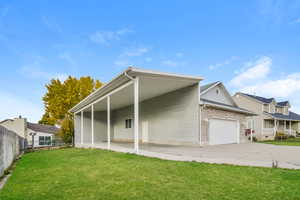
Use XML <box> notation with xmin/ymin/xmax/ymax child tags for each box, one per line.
<box><xmin>233</xmin><ymin>94</ymin><xmax>266</xmax><ymax>140</ymax></box>
<box><xmin>82</xmin><ymin>111</ymin><xmax>92</xmax><ymax>144</ymax></box>
<box><xmin>112</xmin><ymin>84</ymin><xmax>200</xmax><ymax>145</ymax></box>
<box><xmin>94</xmin><ymin>111</ymin><xmax>108</xmax><ymax>144</ymax></box>
<box><xmin>0</xmin><ymin>126</ymin><xmax>22</xmax><ymax>177</ymax></box>
<box><xmin>74</xmin><ymin>113</ymin><xmax>81</xmax><ymax>145</ymax></box>
<box><xmin>26</xmin><ymin>129</ymin><xmax>53</xmax><ymax>147</ymax></box>
<box><xmin>200</xmin><ymin>106</ymin><xmax>249</xmax><ymax>145</ymax></box>
<box><xmin>202</xmin><ymin>85</ymin><xmax>234</xmax><ymax>106</ymax></box>
<box><xmin>0</xmin><ymin>118</ymin><xmax>27</xmax><ymax>138</ymax></box>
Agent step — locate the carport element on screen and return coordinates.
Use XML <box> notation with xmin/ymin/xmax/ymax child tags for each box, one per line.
<box><xmin>71</xmin><ymin>67</ymin><xmax>203</xmax><ymax>153</ymax></box>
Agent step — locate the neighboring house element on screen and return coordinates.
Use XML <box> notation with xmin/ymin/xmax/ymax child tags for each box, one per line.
<box><xmin>200</xmin><ymin>82</ymin><xmax>254</xmax><ymax>145</ymax></box>
<box><xmin>0</xmin><ymin>116</ymin><xmax>60</xmax><ymax>148</ymax></box>
<box><xmin>70</xmin><ymin>67</ymin><xmax>254</xmax><ymax>153</ymax></box>
<box><xmin>233</xmin><ymin>93</ymin><xmax>300</xmax><ymax>140</ymax></box>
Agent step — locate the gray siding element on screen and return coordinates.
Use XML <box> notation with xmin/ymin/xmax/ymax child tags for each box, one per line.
<box><xmin>202</xmin><ymin>85</ymin><xmax>234</xmax><ymax>106</ymax></box>
<box><xmin>94</xmin><ymin>111</ymin><xmax>108</xmax><ymax>143</ymax></box>
<box><xmin>112</xmin><ymin>84</ymin><xmax>200</xmax><ymax>145</ymax></box>
<box><xmin>74</xmin><ymin>113</ymin><xmax>81</xmax><ymax>145</ymax></box>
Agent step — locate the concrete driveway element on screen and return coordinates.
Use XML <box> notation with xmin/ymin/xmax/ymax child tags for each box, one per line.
<box><xmin>107</xmin><ymin>142</ymin><xmax>300</xmax><ymax>169</ymax></box>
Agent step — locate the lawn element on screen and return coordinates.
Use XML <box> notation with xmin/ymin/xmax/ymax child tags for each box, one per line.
<box><xmin>260</xmin><ymin>137</ymin><xmax>300</xmax><ymax>146</ymax></box>
<box><xmin>1</xmin><ymin>148</ymin><xmax>300</xmax><ymax>200</ymax></box>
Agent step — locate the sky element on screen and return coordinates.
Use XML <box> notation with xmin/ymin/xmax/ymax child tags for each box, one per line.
<box><xmin>1</xmin><ymin>0</ymin><xmax>300</xmax><ymax>122</ymax></box>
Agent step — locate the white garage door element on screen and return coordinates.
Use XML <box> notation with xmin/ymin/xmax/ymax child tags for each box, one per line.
<box><xmin>209</xmin><ymin>119</ymin><xmax>238</xmax><ymax>145</ymax></box>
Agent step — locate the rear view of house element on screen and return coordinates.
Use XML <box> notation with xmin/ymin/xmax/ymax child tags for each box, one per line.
<box><xmin>70</xmin><ymin>67</ymin><xmax>254</xmax><ymax>153</ymax></box>
<box><xmin>233</xmin><ymin>93</ymin><xmax>300</xmax><ymax>140</ymax></box>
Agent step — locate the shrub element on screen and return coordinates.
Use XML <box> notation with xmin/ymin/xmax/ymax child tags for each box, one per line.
<box><xmin>248</xmin><ymin>136</ymin><xmax>257</xmax><ymax>142</ymax></box>
<box><xmin>288</xmin><ymin>135</ymin><xmax>296</xmax><ymax>139</ymax></box>
<box><xmin>275</xmin><ymin>132</ymin><xmax>288</xmax><ymax>140</ymax></box>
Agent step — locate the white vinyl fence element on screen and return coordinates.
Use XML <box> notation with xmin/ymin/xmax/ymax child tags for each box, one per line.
<box><xmin>0</xmin><ymin>125</ymin><xmax>24</xmax><ymax>177</ymax></box>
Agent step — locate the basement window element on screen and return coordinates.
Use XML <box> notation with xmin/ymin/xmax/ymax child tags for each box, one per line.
<box><xmin>125</xmin><ymin>119</ymin><xmax>132</xmax><ymax>129</ymax></box>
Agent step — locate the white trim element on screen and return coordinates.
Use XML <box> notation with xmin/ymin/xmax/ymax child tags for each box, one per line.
<box><xmin>91</xmin><ymin>104</ymin><xmax>94</xmax><ymax>145</ymax></box>
<box><xmin>74</xmin><ymin>80</ymin><xmax>134</xmax><ymax>114</ymax></box>
<box><xmin>200</xmin><ymin>81</ymin><xmax>221</xmax><ymax>95</ymax></box>
<box><xmin>237</xmin><ymin>121</ymin><xmax>240</xmax><ymax>144</ymax></box>
<box><xmin>70</xmin><ymin>67</ymin><xmax>203</xmax><ymax>113</ymax></box>
<box><xmin>199</xmin><ymin>83</ymin><xmax>202</xmax><ymax>146</ymax></box>
<box><xmin>107</xmin><ymin>96</ymin><xmax>111</xmax><ymax>150</ymax></box>
<box><xmin>80</xmin><ymin>111</ymin><xmax>83</xmax><ymax>145</ymax></box>
<box><xmin>134</xmin><ymin>77</ymin><xmax>139</xmax><ymax>153</ymax></box>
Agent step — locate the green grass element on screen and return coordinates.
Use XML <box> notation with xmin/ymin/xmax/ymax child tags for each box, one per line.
<box><xmin>260</xmin><ymin>137</ymin><xmax>300</xmax><ymax>146</ymax></box>
<box><xmin>1</xmin><ymin>148</ymin><xmax>300</xmax><ymax>200</ymax></box>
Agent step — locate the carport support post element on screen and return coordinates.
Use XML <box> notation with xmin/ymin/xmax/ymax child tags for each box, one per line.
<box><xmin>91</xmin><ymin>104</ymin><xmax>94</xmax><ymax>146</ymax></box>
<box><xmin>81</xmin><ymin>111</ymin><xmax>83</xmax><ymax>145</ymax></box>
<box><xmin>107</xmin><ymin>96</ymin><xmax>111</xmax><ymax>150</ymax></box>
<box><xmin>134</xmin><ymin>77</ymin><xmax>139</xmax><ymax>153</ymax></box>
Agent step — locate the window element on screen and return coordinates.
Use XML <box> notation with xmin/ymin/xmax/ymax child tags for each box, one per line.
<box><xmin>45</xmin><ymin>136</ymin><xmax>51</xmax><ymax>145</ymax></box>
<box><xmin>39</xmin><ymin>136</ymin><xmax>51</xmax><ymax>145</ymax></box>
<box><xmin>125</xmin><ymin>119</ymin><xmax>132</xmax><ymax>128</ymax></box>
<box><xmin>39</xmin><ymin>136</ymin><xmax>45</xmax><ymax>145</ymax></box>
<box><xmin>216</xmin><ymin>89</ymin><xmax>219</xmax><ymax>95</ymax></box>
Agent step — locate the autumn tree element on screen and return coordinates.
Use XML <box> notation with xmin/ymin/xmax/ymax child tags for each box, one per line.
<box><xmin>39</xmin><ymin>76</ymin><xmax>102</xmax><ymax>143</ymax></box>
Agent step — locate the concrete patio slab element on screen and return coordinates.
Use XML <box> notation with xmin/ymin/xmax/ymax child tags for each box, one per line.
<box><xmin>81</xmin><ymin>143</ymin><xmax>300</xmax><ymax>169</ymax></box>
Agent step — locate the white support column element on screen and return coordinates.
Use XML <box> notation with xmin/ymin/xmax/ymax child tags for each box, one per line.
<box><xmin>250</xmin><ymin>118</ymin><xmax>254</xmax><ymax>143</ymax></box>
<box><xmin>107</xmin><ymin>96</ymin><xmax>111</xmax><ymax>150</ymax></box>
<box><xmin>289</xmin><ymin>121</ymin><xmax>292</xmax><ymax>135</ymax></box>
<box><xmin>91</xmin><ymin>104</ymin><xmax>94</xmax><ymax>146</ymax></box>
<box><xmin>134</xmin><ymin>77</ymin><xmax>139</xmax><ymax>153</ymax></box>
<box><xmin>273</xmin><ymin>119</ymin><xmax>277</xmax><ymax>136</ymax></box>
<box><xmin>284</xmin><ymin>120</ymin><xmax>286</xmax><ymax>133</ymax></box>
<box><xmin>81</xmin><ymin>111</ymin><xmax>83</xmax><ymax>145</ymax></box>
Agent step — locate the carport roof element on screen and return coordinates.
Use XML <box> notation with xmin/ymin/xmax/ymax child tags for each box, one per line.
<box><xmin>70</xmin><ymin>67</ymin><xmax>203</xmax><ymax>113</ymax></box>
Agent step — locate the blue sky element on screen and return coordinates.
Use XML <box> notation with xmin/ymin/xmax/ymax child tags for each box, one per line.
<box><xmin>1</xmin><ymin>0</ymin><xmax>300</xmax><ymax>122</ymax></box>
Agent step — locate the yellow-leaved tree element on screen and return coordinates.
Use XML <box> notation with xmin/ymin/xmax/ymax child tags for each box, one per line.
<box><xmin>39</xmin><ymin>76</ymin><xmax>102</xmax><ymax>143</ymax></box>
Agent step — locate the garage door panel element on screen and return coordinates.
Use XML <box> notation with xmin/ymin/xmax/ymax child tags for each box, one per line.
<box><xmin>209</xmin><ymin>119</ymin><xmax>237</xmax><ymax>145</ymax></box>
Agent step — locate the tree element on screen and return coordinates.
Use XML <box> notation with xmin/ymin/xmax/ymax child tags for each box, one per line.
<box><xmin>40</xmin><ymin>76</ymin><xmax>102</xmax><ymax>143</ymax></box>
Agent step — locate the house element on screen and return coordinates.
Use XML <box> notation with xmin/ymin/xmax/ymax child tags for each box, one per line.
<box><xmin>200</xmin><ymin>82</ymin><xmax>254</xmax><ymax>145</ymax></box>
<box><xmin>232</xmin><ymin>93</ymin><xmax>300</xmax><ymax>140</ymax></box>
<box><xmin>0</xmin><ymin>116</ymin><xmax>60</xmax><ymax>148</ymax></box>
<box><xmin>70</xmin><ymin>67</ymin><xmax>254</xmax><ymax>153</ymax></box>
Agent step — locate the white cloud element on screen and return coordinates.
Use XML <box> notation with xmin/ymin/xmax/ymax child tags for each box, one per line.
<box><xmin>41</xmin><ymin>16</ymin><xmax>62</xmax><ymax>33</ymax></box>
<box><xmin>20</xmin><ymin>65</ymin><xmax>68</xmax><ymax>82</ymax></box>
<box><xmin>0</xmin><ymin>90</ymin><xmax>43</xmax><ymax>123</ymax></box>
<box><xmin>209</xmin><ymin>56</ymin><xmax>238</xmax><ymax>70</ymax></box>
<box><xmin>176</xmin><ymin>52</ymin><xmax>184</xmax><ymax>58</ymax></box>
<box><xmin>291</xmin><ymin>18</ymin><xmax>300</xmax><ymax>24</ymax></box>
<box><xmin>89</xmin><ymin>28</ymin><xmax>133</xmax><ymax>45</ymax></box>
<box><xmin>59</xmin><ymin>52</ymin><xmax>76</xmax><ymax>67</ymax></box>
<box><xmin>229</xmin><ymin>56</ymin><xmax>300</xmax><ymax>113</ymax></box>
<box><xmin>121</xmin><ymin>47</ymin><xmax>149</xmax><ymax>57</ymax></box>
<box><xmin>114</xmin><ymin>47</ymin><xmax>150</xmax><ymax>67</ymax></box>
<box><xmin>161</xmin><ymin>60</ymin><xmax>187</xmax><ymax>67</ymax></box>
<box><xmin>229</xmin><ymin>56</ymin><xmax>271</xmax><ymax>87</ymax></box>
<box><xmin>145</xmin><ymin>57</ymin><xmax>152</xmax><ymax>62</ymax></box>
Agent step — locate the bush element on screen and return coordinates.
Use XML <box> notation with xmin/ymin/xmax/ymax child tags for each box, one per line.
<box><xmin>248</xmin><ymin>136</ymin><xmax>257</xmax><ymax>142</ymax></box>
<box><xmin>288</xmin><ymin>135</ymin><xmax>296</xmax><ymax>139</ymax></box>
<box><xmin>275</xmin><ymin>132</ymin><xmax>288</xmax><ymax>140</ymax></box>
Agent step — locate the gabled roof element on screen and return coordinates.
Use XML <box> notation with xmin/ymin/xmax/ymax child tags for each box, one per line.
<box><xmin>27</xmin><ymin>122</ymin><xmax>59</xmax><ymax>134</ymax></box>
<box><xmin>265</xmin><ymin>111</ymin><xmax>300</xmax><ymax>121</ymax></box>
<box><xmin>200</xmin><ymin>81</ymin><xmax>219</xmax><ymax>93</ymax></box>
<box><xmin>277</xmin><ymin>101</ymin><xmax>289</xmax><ymax>107</ymax></box>
<box><xmin>240</xmin><ymin>93</ymin><xmax>275</xmax><ymax>104</ymax></box>
<box><xmin>200</xmin><ymin>81</ymin><xmax>238</xmax><ymax>107</ymax></box>
<box><xmin>201</xmin><ymin>98</ymin><xmax>255</xmax><ymax>115</ymax></box>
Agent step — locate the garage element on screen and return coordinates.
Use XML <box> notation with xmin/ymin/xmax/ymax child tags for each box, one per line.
<box><xmin>209</xmin><ymin>119</ymin><xmax>239</xmax><ymax>145</ymax></box>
